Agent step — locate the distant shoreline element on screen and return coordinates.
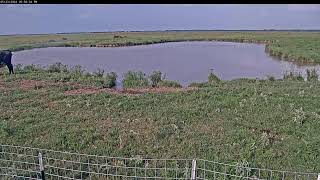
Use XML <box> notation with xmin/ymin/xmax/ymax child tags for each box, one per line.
<box><xmin>1</xmin><ymin>29</ymin><xmax>320</xmax><ymax>36</ymax></box>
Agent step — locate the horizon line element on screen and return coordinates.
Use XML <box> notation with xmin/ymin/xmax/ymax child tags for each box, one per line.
<box><xmin>1</xmin><ymin>29</ymin><xmax>320</xmax><ymax>36</ymax></box>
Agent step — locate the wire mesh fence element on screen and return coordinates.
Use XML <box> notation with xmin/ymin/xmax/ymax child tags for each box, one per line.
<box><xmin>0</xmin><ymin>144</ymin><xmax>319</xmax><ymax>180</ymax></box>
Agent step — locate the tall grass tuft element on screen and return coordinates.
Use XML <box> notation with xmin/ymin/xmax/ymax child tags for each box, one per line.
<box><xmin>208</xmin><ymin>69</ymin><xmax>221</xmax><ymax>84</ymax></box>
<box><xmin>122</xmin><ymin>71</ymin><xmax>149</xmax><ymax>88</ymax></box>
<box><xmin>306</xmin><ymin>69</ymin><xmax>318</xmax><ymax>82</ymax></box>
<box><xmin>158</xmin><ymin>80</ymin><xmax>182</xmax><ymax>88</ymax></box>
<box><xmin>103</xmin><ymin>72</ymin><xmax>117</xmax><ymax>88</ymax></box>
<box><xmin>23</xmin><ymin>64</ymin><xmax>42</xmax><ymax>72</ymax></box>
<box><xmin>266</xmin><ymin>75</ymin><xmax>276</xmax><ymax>81</ymax></box>
<box><xmin>149</xmin><ymin>70</ymin><xmax>163</xmax><ymax>87</ymax></box>
<box><xmin>188</xmin><ymin>82</ymin><xmax>209</xmax><ymax>88</ymax></box>
<box><xmin>93</xmin><ymin>68</ymin><xmax>105</xmax><ymax>78</ymax></box>
<box><xmin>283</xmin><ymin>71</ymin><xmax>304</xmax><ymax>81</ymax></box>
<box><xmin>70</xmin><ymin>65</ymin><xmax>84</xmax><ymax>78</ymax></box>
<box><xmin>47</xmin><ymin>62</ymin><xmax>68</xmax><ymax>73</ymax></box>
<box><xmin>14</xmin><ymin>64</ymin><xmax>23</xmax><ymax>72</ymax></box>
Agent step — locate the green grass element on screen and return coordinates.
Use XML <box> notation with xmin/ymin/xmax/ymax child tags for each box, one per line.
<box><xmin>1</xmin><ymin>65</ymin><xmax>320</xmax><ymax>173</ymax></box>
<box><xmin>158</xmin><ymin>80</ymin><xmax>182</xmax><ymax>88</ymax></box>
<box><xmin>1</xmin><ymin>31</ymin><xmax>320</xmax><ymax>63</ymax></box>
<box><xmin>122</xmin><ymin>71</ymin><xmax>149</xmax><ymax>88</ymax></box>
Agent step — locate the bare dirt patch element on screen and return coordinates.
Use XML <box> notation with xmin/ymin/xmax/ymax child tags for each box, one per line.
<box><xmin>64</xmin><ymin>87</ymin><xmax>103</xmax><ymax>95</ymax></box>
<box><xmin>0</xmin><ymin>79</ymin><xmax>7</xmax><ymax>90</ymax></box>
<box><xmin>19</xmin><ymin>79</ymin><xmax>48</xmax><ymax>91</ymax></box>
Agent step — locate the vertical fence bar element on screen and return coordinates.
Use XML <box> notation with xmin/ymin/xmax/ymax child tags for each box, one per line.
<box><xmin>38</xmin><ymin>152</ymin><xmax>45</xmax><ymax>180</ymax></box>
<box><xmin>317</xmin><ymin>173</ymin><xmax>320</xmax><ymax>180</ymax></box>
<box><xmin>191</xmin><ymin>159</ymin><xmax>197</xmax><ymax>180</ymax></box>
<box><xmin>203</xmin><ymin>160</ymin><xmax>206</xmax><ymax>180</ymax></box>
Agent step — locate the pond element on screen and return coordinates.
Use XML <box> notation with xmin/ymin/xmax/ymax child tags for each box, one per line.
<box><xmin>12</xmin><ymin>41</ymin><xmax>320</xmax><ymax>86</ymax></box>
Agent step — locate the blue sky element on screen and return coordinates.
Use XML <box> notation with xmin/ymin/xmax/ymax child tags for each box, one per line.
<box><xmin>1</xmin><ymin>4</ymin><xmax>320</xmax><ymax>35</ymax></box>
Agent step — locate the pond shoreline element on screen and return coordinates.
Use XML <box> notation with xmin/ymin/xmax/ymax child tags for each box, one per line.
<box><xmin>8</xmin><ymin>38</ymin><xmax>316</xmax><ymax>65</ymax></box>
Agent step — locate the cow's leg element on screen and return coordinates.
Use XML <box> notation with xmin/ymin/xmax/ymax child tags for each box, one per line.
<box><xmin>6</xmin><ymin>63</ymin><xmax>14</xmax><ymax>75</ymax></box>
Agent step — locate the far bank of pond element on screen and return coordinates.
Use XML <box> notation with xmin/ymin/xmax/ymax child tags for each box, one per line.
<box><xmin>12</xmin><ymin>41</ymin><xmax>320</xmax><ymax>86</ymax></box>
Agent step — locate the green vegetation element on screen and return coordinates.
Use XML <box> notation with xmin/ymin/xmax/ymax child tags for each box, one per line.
<box><xmin>1</xmin><ymin>31</ymin><xmax>319</xmax><ymax>63</ymax></box>
<box><xmin>158</xmin><ymin>80</ymin><xmax>182</xmax><ymax>88</ymax></box>
<box><xmin>1</xmin><ymin>64</ymin><xmax>320</xmax><ymax>173</ymax></box>
<box><xmin>306</xmin><ymin>69</ymin><xmax>319</xmax><ymax>82</ymax></box>
<box><xmin>208</xmin><ymin>69</ymin><xmax>221</xmax><ymax>85</ymax></box>
<box><xmin>103</xmin><ymin>72</ymin><xmax>117</xmax><ymax>88</ymax></box>
<box><xmin>122</xmin><ymin>71</ymin><xmax>149</xmax><ymax>88</ymax></box>
<box><xmin>149</xmin><ymin>70</ymin><xmax>163</xmax><ymax>87</ymax></box>
<box><xmin>283</xmin><ymin>71</ymin><xmax>304</xmax><ymax>81</ymax></box>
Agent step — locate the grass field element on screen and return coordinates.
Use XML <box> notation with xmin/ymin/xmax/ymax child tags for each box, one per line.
<box><xmin>0</xmin><ymin>31</ymin><xmax>320</xmax><ymax>63</ymax></box>
<box><xmin>1</xmin><ymin>65</ymin><xmax>320</xmax><ymax>173</ymax></box>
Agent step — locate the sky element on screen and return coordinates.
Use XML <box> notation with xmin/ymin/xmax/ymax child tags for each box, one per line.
<box><xmin>1</xmin><ymin>4</ymin><xmax>320</xmax><ymax>35</ymax></box>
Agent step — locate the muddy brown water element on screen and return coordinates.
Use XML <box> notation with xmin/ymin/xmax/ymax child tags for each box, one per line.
<box><xmin>12</xmin><ymin>41</ymin><xmax>320</xmax><ymax>86</ymax></box>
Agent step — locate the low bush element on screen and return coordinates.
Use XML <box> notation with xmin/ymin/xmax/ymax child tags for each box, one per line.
<box><xmin>158</xmin><ymin>80</ymin><xmax>182</xmax><ymax>88</ymax></box>
<box><xmin>122</xmin><ymin>71</ymin><xmax>149</xmax><ymax>88</ymax></box>
<box><xmin>14</xmin><ymin>64</ymin><xmax>23</xmax><ymax>72</ymax></box>
<box><xmin>306</xmin><ymin>69</ymin><xmax>318</xmax><ymax>82</ymax></box>
<box><xmin>23</xmin><ymin>64</ymin><xmax>42</xmax><ymax>72</ymax></box>
<box><xmin>208</xmin><ymin>69</ymin><xmax>221</xmax><ymax>84</ymax></box>
<box><xmin>188</xmin><ymin>82</ymin><xmax>209</xmax><ymax>88</ymax></box>
<box><xmin>70</xmin><ymin>65</ymin><xmax>84</xmax><ymax>78</ymax></box>
<box><xmin>47</xmin><ymin>62</ymin><xmax>68</xmax><ymax>73</ymax></box>
<box><xmin>283</xmin><ymin>71</ymin><xmax>304</xmax><ymax>81</ymax></box>
<box><xmin>103</xmin><ymin>72</ymin><xmax>117</xmax><ymax>88</ymax></box>
<box><xmin>93</xmin><ymin>68</ymin><xmax>105</xmax><ymax>78</ymax></box>
<box><xmin>149</xmin><ymin>70</ymin><xmax>163</xmax><ymax>87</ymax></box>
<box><xmin>267</xmin><ymin>75</ymin><xmax>276</xmax><ymax>81</ymax></box>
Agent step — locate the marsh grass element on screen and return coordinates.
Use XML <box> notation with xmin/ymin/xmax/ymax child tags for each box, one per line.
<box><xmin>47</xmin><ymin>62</ymin><xmax>68</xmax><ymax>73</ymax></box>
<box><xmin>188</xmin><ymin>82</ymin><xmax>210</xmax><ymax>88</ymax></box>
<box><xmin>103</xmin><ymin>72</ymin><xmax>117</xmax><ymax>88</ymax></box>
<box><xmin>266</xmin><ymin>75</ymin><xmax>276</xmax><ymax>81</ymax></box>
<box><xmin>208</xmin><ymin>69</ymin><xmax>221</xmax><ymax>84</ymax></box>
<box><xmin>93</xmin><ymin>68</ymin><xmax>105</xmax><ymax>78</ymax></box>
<box><xmin>158</xmin><ymin>80</ymin><xmax>182</xmax><ymax>88</ymax></box>
<box><xmin>2</xmin><ymin>63</ymin><xmax>320</xmax><ymax>173</ymax></box>
<box><xmin>149</xmin><ymin>70</ymin><xmax>163</xmax><ymax>87</ymax></box>
<box><xmin>283</xmin><ymin>71</ymin><xmax>304</xmax><ymax>81</ymax></box>
<box><xmin>306</xmin><ymin>69</ymin><xmax>319</xmax><ymax>82</ymax></box>
<box><xmin>122</xmin><ymin>71</ymin><xmax>149</xmax><ymax>88</ymax></box>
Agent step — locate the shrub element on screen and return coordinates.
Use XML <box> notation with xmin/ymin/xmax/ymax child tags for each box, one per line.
<box><xmin>188</xmin><ymin>82</ymin><xmax>209</xmax><ymax>88</ymax></box>
<box><xmin>59</xmin><ymin>74</ymin><xmax>72</xmax><ymax>82</ymax></box>
<box><xmin>84</xmin><ymin>72</ymin><xmax>92</xmax><ymax>78</ymax></box>
<box><xmin>23</xmin><ymin>64</ymin><xmax>42</xmax><ymax>72</ymax></box>
<box><xmin>267</xmin><ymin>75</ymin><xmax>276</xmax><ymax>81</ymax></box>
<box><xmin>208</xmin><ymin>69</ymin><xmax>221</xmax><ymax>84</ymax></box>
<box><xmin>103</xmin><ymin>72</ymin><xmax>117</xmax><ymax>88</ymax></box>
<box><xmin>306</xmin><ymin>69</ymin><xmax>318</xmax><ymax>82</ymax></box>
<box><xmin>122</xmin><ymin>71</ymin><xmax>149</xmax><ymax>88</ymax></box>
<box><xmin>149</xmin><ymin>70</ymin><xmax>162</xmax><ymax>87</ymax></box>
<box><xmin>47</xmin><ymin>62</ymin><xmax>68</xmax><ymax>73</ymax></box>
<box><xmin>14</xmin><ymin>64</ymin><xmax>23</xmax><ymax>72</ymax></box>
<box><xmin>93</xmin><ymin>68</ymin><xmax>105</xmax><ymax>78</ymax></box>
<box><xmin>70</xmin><ymin>65</ymin><xmax>84</xmax><ymax>77</ymax></box>
<box><xmin>158</xmin><ymin>80</ymin><xmax>182</xmax><ymax>88</ymax></box>
<box><xmin>283</xmin><ymin>71</ymin><xmax>304</xmax><ymax>81</ymax></box>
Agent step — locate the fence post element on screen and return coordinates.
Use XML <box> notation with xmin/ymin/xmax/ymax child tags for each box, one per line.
<box><xmin>191</xmin><ymin>159</ymin><xmax>197</xmax><ymax>180</ymax></box>
<box><xmin>317</xmin><ymin>174</ymin><xmax>320</xmax><ymax>180</ymax></box>
<box><xmin>38</xmin><ymin>152</ymin><xmax>45</xmax><ymax>180</ymax></box>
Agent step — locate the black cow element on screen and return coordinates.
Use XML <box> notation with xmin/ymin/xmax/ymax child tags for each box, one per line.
<box><xmin>0</xmin><ymin>50</ymin><xmax>14</xmax><ymax>75</ymax></box>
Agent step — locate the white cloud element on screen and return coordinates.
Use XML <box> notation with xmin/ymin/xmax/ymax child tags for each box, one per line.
<box><xmin>288</xmin><ymin>4</ymin><xmax>320</xmax><ymax>12</ymax></box>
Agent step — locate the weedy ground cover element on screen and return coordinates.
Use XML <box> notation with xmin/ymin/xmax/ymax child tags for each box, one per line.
<box><xmin>1</xmin><ymin>64</ymin><xmax>320</xmax><ymax>173</ymax></box>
